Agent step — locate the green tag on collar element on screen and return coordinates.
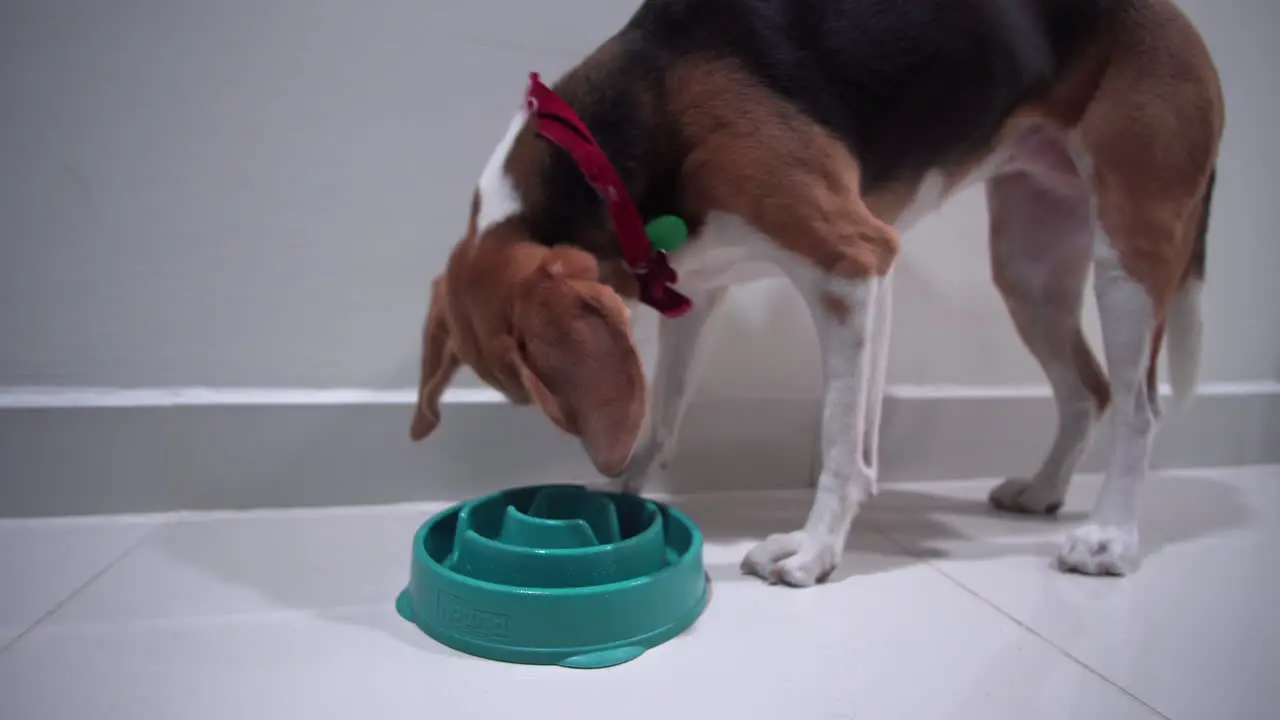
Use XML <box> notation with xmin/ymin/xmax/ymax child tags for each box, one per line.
<box><xmin>644</xmin><ymin>215</ymin><xmax>688</xmax><ymax>252</ymax></box>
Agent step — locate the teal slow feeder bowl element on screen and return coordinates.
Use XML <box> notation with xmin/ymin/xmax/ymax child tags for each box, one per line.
<box><xmin>396</xmin><ymin>484</ymin><xmax>707</xmax><ymax>669</ymax></box>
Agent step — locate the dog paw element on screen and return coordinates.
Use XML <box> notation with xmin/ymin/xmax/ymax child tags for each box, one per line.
<box><xmin>740</xmin><ymin>531</ymin><xmax>841</xmax><ymax>587</ymax></box>
<box><xmin>988</xmin><ymin>477</ymin><xmax>1065</xmax><ymax>515</ymax></box>
<box><xmin>1056</xmin><ymin>524</ymin><xmax>1138</xmax><ymax>576</ymax></box>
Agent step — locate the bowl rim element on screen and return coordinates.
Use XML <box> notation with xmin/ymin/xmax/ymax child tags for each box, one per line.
<box><xmin>452</xmin><ymin>493</ymin><xmax>667</xmax><ymax>559</ymax></box>
<box><xmin>411</xmin><ymin>485</ymin><xmax>705</xmax><ymax>596</ymax></box>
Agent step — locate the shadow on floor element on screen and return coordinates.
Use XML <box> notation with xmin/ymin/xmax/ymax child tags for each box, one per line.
<box><xmin>665</xmin><ymin>492</ymin><xmax>921</xmax><ymax>585</ymax></box>
<box><xmin>669</xmin><ymin>470</ymin><xmax>1252</xmax><ymax>583</ymax></box>
<box><xmin>154</xmin><ymin>470</ymin><xmax>1250</xmax><ymax>653</ymax></box>
<box><xmin>865</xmin><ymin>472</ymin><xmax>1252</xmax><ymax>566</ymax></box>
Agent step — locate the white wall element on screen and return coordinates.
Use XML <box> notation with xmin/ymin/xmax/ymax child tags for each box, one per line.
<box><xmin>3</xmin><ymin>0</ymin><xmax>1277</xmax><ymax>395</ymax></box>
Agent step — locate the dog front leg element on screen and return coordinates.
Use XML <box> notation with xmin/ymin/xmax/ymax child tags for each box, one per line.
<box><xmin>616</xmin><ymin>288</ymin><xmax>728</xmax><ymax>494</ymax></box>
<box><xmin>741</xmin><ymin>272</ymin><xmax>887</xmax><ymax>586</ymax></box>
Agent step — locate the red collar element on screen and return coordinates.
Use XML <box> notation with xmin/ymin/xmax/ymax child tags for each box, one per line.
<box><xmin>524</xmin><ymin>73</ymin><xmax>692</xmax><ymax>318</ymax></box>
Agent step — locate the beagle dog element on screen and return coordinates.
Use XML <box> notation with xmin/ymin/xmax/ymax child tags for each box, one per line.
<box><xmin>410</xmin><ymin>0</ymin><xmax>1224</xmax><ymax>586</ymax></box>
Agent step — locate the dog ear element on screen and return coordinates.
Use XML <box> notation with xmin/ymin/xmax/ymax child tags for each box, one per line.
<box><xmin>410</xmin><ymin>276</ymin><xmax>461</xmax><ymax>441</ymax></box>
<box><xmin>512</xmin><ymin>248</ymin><xmax>645</xmax><ymax>477</ymax></box>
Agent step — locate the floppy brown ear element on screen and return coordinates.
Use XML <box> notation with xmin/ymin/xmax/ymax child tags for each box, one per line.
<box><xmin>410</xmin><ymin>276</ymin><xmax>461</xmax><ymax>441</ymax></box>
<box><xmin>512</xmin><ymin>250</ymin><xmax>646</xmax><ymax>477</ymax></box>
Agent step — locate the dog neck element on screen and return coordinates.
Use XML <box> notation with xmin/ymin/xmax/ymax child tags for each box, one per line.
<box><xmin>497</xmin><ymin>39</ymin><xmax>694</xmax><ymax>271</ymax></box>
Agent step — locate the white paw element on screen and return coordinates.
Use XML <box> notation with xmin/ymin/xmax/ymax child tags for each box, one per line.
<box><xmin>988</xmin><ymin>477</ymin><xmax>1065</xmax><ymax>515</ymax></box>
<box><xmin>740</xmin><ymin>531</ymin><xmax>841</xmax><ymax>587</ymax></box>
<box><xmin>1056</xmin><ymin>524</ymin><xmax>1139</xmax><ymax>576</ymax></box>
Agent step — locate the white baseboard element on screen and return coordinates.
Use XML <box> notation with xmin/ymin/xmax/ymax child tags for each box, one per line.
<box><xmin>1</xmin><ymin>382</ymin><xmax>1276</xmax><ymax>517</ymax></box>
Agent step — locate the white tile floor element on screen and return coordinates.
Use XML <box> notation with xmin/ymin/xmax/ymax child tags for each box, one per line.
<box><xmin>1</xmin><ymin>466</ymin><xmax>1276</xmax><ymax>720</ymax></box>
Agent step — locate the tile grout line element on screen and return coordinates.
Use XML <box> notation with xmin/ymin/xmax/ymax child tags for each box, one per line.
<box><xmin>26</xmin><ymin>602</ymin><xmax>397</xmax><ymax>635</ymax></box>
<box><xmin>0</xmin><ymin>521</ymin><xmax>165</xmax><ymax>656</ymax></box>
<box><xmin>865</xmin><ymin>521</ymin><xmax>1173</xmax><ymax>720</ymax></box>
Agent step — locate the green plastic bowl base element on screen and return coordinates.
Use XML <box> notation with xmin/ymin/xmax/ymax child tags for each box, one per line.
<box><xmin>396</xmin><ymin>485</ymin><xmax>707</xmax><ymax>668</ymax></box>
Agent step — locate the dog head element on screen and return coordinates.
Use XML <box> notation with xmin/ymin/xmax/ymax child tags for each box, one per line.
<box><xmin>409</xmin><ymin>205</ymin><xmax>646</xmax><ymax>478</ymax></box>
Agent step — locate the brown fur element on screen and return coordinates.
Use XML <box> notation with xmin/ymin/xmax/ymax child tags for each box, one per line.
<box><xmin>1075</xmin><ymin>0</ymin><xmax>1221</xmax><ymax>407</ymax></box>
<box><xmin>666</xmin><ymin>57</ymin><xmax>901</xmax><ymax>279</ymax></box>
<box><xmin>1080</xmin><ymin>0</ymin><xmax>1223</xmax><ymax>307</ymax></box>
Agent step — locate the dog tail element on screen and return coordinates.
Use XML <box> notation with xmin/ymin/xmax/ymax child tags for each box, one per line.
<box><xmin>1165</xmin><ymin>167</ymin><xmax>1215</xmax><ymax>416</ymax></box>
